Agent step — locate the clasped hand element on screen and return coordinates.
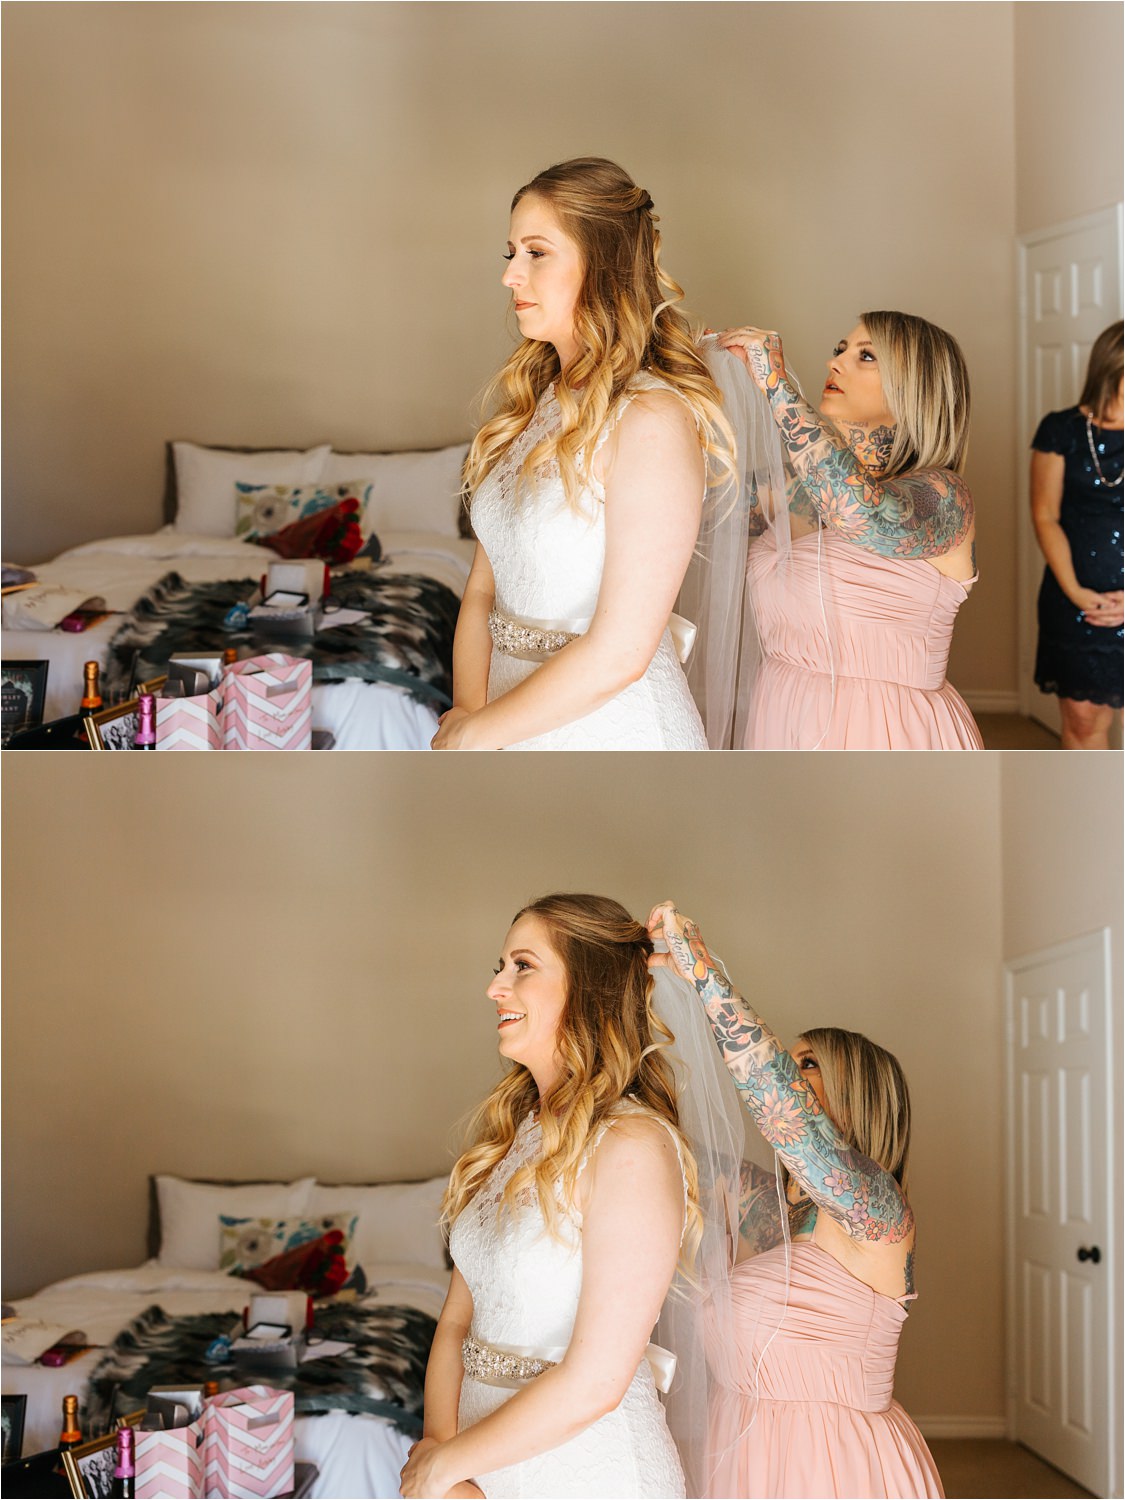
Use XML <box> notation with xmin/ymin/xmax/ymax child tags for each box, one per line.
<box><xmin>1073</xmin><ymin>587</ymin><xmax>1125</xmax><ymax>628</ymax></box>
<box><xmin>398</xmin><ymin>1436</ymin><xmax>484</xmax><ymax>1499</ymax></box>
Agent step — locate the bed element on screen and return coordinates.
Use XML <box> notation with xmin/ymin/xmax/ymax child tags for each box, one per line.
<box><xmin>1</xmin><ymin>1174</ymin><xmax>451</xmax><ymax>1498</ymax></box>
<box><xmin>2</xmin><ymin>440</ymin><xmax>475</xmax><ymax>750</ymax></box>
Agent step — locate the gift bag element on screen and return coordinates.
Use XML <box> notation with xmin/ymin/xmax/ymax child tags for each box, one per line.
<box><xmin>221</xmin><ymin>655</ymin><xmax>312</xmax><ymax>751</ymax></box>
<box><xmin>202</xmin><ymin>1385</ymin><xmax>295</xmax><ymax>1498</ymax></box>
<box><xmin>134</xmin><ymin>1419</ymin><xmax>205</xmax><ymax>1499</ymax></box>
<box><xmin>155</xmin><ymin>687</ymin><xmax>223</xmax><ymax>751</ymax></box>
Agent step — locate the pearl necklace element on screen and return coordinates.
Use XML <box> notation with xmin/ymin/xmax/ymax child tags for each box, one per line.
<box><xmin>1085</xmin><ymin>411</ymin><xmax>1123</xmax><ymax>488</ymax></box>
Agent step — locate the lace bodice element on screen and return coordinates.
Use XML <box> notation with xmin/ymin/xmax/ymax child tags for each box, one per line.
<box><xmin>450</xmin><ymin>1114</ymin><xmax>584</xmax><ymax>1350</ymax></box>
<box><xmin>468</xmin><ymin>374</ymin><xmax>708</xmax><ymax>752</ymax></box>
<box><xmin>449</xmin><ymin>1105</ymin><xmax>688</xmax><ymax>1498</ymax></box>
<box><xmin>471</xmin><ymin>374</ymin><xmax>674</xmax><ymax>623</ymax></box>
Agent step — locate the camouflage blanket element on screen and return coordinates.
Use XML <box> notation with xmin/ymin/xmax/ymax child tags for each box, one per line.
<box><xmin>82</xmin><ymin>1301</ymin><xmax>436</xmax><ymax>1436</ymax></box>
<box><xmin>103</xmin><ymin>569</ymin><xmax>459</xmax><ymax>708</ymax></box>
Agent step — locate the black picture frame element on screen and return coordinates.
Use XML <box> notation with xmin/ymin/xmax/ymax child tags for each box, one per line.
<box><xmin>1</xmin><ymin>660</ymin><xmax>49</xmax><ymax>746</ymax></box>
<box><xmin>1</xmin><ymin>1393</ymin><xmax>27</xmax><ymax>1464</ymax></box>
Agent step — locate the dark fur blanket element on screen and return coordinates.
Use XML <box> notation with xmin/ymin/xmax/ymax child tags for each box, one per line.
<box><xmin>83</xmin><ymin>1301</ymin><xmax>436</xmax><ymax>1435</ymax></box>
<box><xmin>103</xmin><ymin>570</ymin><xmax>459</xmax><ymax>708</ymax></box>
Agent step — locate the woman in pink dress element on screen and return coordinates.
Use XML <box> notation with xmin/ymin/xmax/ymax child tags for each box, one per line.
<box><xmin>718</xmin><ymin>314</ymin><xmax>982</xmax><ymax>749</ymax></box>
<box><xmin>648</xmin><ymin>901</ymin><xmax>944</xmax><ymax>1500</ymax></box>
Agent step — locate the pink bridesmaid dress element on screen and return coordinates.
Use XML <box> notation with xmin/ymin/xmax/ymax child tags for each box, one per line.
<box><xmin>708</xmin><ymin>1242</ymin><xmax>944</xmax><ymax>1499</ymax></box>
<box><xmin>745</xmin><ymin>530</ymin><xmax>983</xmax><ymax>749</ymax></box>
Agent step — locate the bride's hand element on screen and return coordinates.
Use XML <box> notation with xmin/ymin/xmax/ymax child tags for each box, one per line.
<box><xmin>430</xmin><ymin>706</ymin><xmax>473</xmax><ymax>751</ymax></box>
<box><xmin>715</xmin><ymin>327</ymin><xmax>787</xmax><ymax>394</ymax></box>
<box><xmin>399</xmin><ymin>1436</ymin><xmax>467</xmax><ymax>1497</ymax></box>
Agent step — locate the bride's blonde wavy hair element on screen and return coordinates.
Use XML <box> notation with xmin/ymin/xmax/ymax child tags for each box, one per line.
<box><xmin>441</xmin><ymin>893</ymin><xmax>703</xmax><ymax>1276</ymax></box>
<box><xmin>464</xmin><ymin>158</ymin><xmax>736</xmax><ymax>514</ymax></box>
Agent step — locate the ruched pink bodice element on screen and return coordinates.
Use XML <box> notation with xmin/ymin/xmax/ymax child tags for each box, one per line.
<box><xmin>708</xmin><ymin>1243</ymin><xmax>944</xmax><ymax>1498</ymax></box>
<box><xmin>746</xmin><ymin>529</ymin><xmax>982</xmax><ymax>749</ymax></box>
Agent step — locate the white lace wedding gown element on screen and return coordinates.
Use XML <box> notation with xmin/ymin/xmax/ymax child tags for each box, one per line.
<box><xmin>449</xmin><ymin>1109</ymin><xmax>688</xmax><ymax>1499</ymax></box>
<box><xmin>469</xmin><ymin>374</ymin><xmax>708</xmax><ymax>750</ymax></box>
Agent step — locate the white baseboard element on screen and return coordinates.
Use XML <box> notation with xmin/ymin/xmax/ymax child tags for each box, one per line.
<box><xmin>962</xmin><ymin>691</ymin><xmax>1022</xmax><ymax>714</ymax></box>
<box><xmin>914</xmin><ymin>1415</ymin><xmax>1009</xmax><ymax>1439</ymax></box>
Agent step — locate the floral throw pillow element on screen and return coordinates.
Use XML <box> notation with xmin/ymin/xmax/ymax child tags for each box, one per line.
<box><xmin>235</xmin><ymin>482</ymin><xmax>374</xmax><ymax>543</ymax></box>
<box><xmin>219</xmin><ymin>1212</ymin><xmax>358</xmax><ymax>1278</ymax></box>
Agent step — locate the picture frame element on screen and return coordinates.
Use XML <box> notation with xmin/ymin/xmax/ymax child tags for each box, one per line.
<box><xmin>62</xmin><ymin>1431</ymin><xmax>119</xmax><ymax>1499</ymax></box>
<box><xmin>1</xmin><ymin>1392</ymin><xmax>26</xmax><ymax>1464</ymax></box>
<box><xmin>1</xmin><ymin>660</ymin><xmax>49</xmax><ymax>746</ymax></box>
<box><xmin>61</xmin><ymin>1413</ymin><xmax>142</xmax><ymax>1499</ymax></box>
<box><xmin>85</xmin><ymin>700</ymin><xmax>139</xmax><ymax>751</ymax></box>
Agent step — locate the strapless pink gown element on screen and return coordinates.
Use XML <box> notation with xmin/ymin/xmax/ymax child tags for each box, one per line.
<box><xmin>745</xmin><ymin>530</ymin><xmax>982</xmax><ymax>749</ymax></box>
<box><xmin>707</xmin><ymin>1243</ymin><xmax>943</xmax><ymax>1499</ymax></box>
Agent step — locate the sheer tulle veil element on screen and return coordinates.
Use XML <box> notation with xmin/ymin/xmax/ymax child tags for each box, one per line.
<box><xmin>681</xmin><ymin>339</ymin><xmax>840</xmax><ymax>750</ymax></box>
<box><xmin>651</xmin><ymin>963</ymin><xmax>792</xmax><ymax>1499</ymax></box>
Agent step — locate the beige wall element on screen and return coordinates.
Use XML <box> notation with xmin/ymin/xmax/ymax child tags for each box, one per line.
<box><xmin>1014</xmin><ymin>2</ymin><xmax>1124</xmax><ymax>235</ymax></box>
<box><xmin>3</xmin><ymin>1</ymin><xmax>1022</xmax><ymax>696</ymax></box>
<box><xmin>6</xmin><ymin>752</ymin><xmax>1007</xmax><ymax>1423</ymax></box>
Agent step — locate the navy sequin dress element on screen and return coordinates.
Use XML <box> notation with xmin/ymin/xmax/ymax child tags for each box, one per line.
<box><xmin>1033</xmin><ymin>407</ymin><xmax>1123</xmax><ymax>708</ymax></box>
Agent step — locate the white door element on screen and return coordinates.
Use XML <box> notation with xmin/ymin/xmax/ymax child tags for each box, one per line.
<box><xmin>1005</xmin><ymin>929</ymin><xmax>1115</xmax><ymax>1496</ymax></box>
<box><xmin>1017</xmin><ymin>207</ymin><xmax>1123</xmax><ymax>733</ymax></box>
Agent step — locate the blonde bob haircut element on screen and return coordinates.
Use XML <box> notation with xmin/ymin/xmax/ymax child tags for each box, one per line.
<box><xmin>464</xmin><ymin>157</ymin><xmax>736</xmax><ymax>514</ymax></box>
<box><xmin>1078</xmin><ymin>320</ymin><xmax>1124</xmax><ymax>423</ymax></box>
<box><xmin>798</xmin><ymin>1027</ymin><xmax>912</xmax><ymax>1197</ymax></box>
<box><xmin>442</xmin><ymin>893</ymin><xmax>702</xmax><ymax>1274</ymax></box>
<box><xmin>859</xmin><ymin>310</ymin><xmax>972</xmax><ymax>478</ymax></box>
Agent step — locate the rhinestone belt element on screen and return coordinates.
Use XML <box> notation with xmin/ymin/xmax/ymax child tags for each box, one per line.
<box><xmin>461</xmin><ymin>1334</ymin><xmax>559</xmax><ymax>1387</ymax></box>
<box><xmin>488</xmin><ymin>609</ymin><xmax>582</xmax><ymax>662</ymax></box>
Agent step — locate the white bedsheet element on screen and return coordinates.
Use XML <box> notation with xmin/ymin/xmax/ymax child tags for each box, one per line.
<box><xmin>2</xmin><ymin>1259</ymin><xmax>450</xmax><ymax>1498</ymax></box>
<box><xmin>2</xmin><ymin>528</ymin><xmax>474</xmax><ymax>746</ymax></box>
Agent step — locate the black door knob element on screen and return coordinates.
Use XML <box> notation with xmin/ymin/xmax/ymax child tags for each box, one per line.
<box><xmin>1077</xmin><ymin>1246</ymin><xmax>1101</xmax><ymax>1264</ymax></box>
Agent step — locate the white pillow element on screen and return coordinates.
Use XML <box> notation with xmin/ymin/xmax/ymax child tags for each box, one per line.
<box><xmin>307</xmin><ymin>1176</ymin><xmax>449</xmax><ymax>1271</ymax></box>
<box><xmin>321</xmin><ymin>445</ymin><xmax>468</xmax><ymax>537</ymax></box>
<box><xmin>172</xmin><ymin>443</ymin><xmax>331</xmax><ymax>537</ymax></box>
<box><xmin>155</xmin><ymin>1175</ymin><xmax>316</xmax><ymax>1270</ymax></box>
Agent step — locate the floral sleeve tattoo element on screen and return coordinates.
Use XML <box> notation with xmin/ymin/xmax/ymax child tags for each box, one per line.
<box><xmin>766</xmin><ymin>378</ymin><xmax>973</xmax><ymax>560</ymax></box>
<box><xmin>670</xmin><ymin>920</ymin><xmax>913</xmax><ymax>1246</ymax></box>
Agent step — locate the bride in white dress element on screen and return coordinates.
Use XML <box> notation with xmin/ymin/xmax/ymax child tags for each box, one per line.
<box><xmin>429</xmin><ymin>158</ymin><xmax>736</xmax><ymax>751</ymax></box>
<box><xmin>398</xmin><ymin>894</ymin><xmax>699</xmax><ymax>1498</ymax></box>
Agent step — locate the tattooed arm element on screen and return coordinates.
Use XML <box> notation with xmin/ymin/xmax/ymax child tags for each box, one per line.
<box><xmin>738</xmin><ymin>1160</ymin><xmax>818</xmax><ymax>1253</ymax></box>
<box><xmin>648</xmin><ymin>903</ymin><xmax>913</xmax><ymax>1248</ymax></box>
<box><xmin>720</xmin><ymin>328</ymin><xmax>973</xmax><ymax>561</ymax></box>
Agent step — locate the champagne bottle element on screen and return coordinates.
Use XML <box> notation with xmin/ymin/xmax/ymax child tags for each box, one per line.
<box><xmin>133</xmin><ymin>694</ymin><xmax>157</xmax><ymax>750</ymax></box>
<box><xmin>113</xmin><ymin>1426</ymin><xmax>135</xmax><ymax>1499</ymax></box>
<box><xmin>79</xmin><ymin>661</ymin><xmax>103</xmax><ymax>718</ymax></box>
<box><xmin>58</xmin><ymin>1394</ymin><xmax>82</xmax><ymax>1451</ymax></box>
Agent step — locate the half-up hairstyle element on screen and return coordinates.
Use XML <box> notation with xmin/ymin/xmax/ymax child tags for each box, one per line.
<box><xmin>797</xmin><ymin>1027</ymin><xmax>912</xmax><ymax>1196</ymax></box>
<box><xmin>860</xmin><ymin>310</ymin><xmax>971</xmax><ymax>477</ymax></box>
<box><xmin>465</xmin><ymin>158</ymin><xmax>736</xmax><ymax>514</ymax></box>
<box><xmin>442</xmin><ymin>893</ymin><xmax>702</xmax><ymax>1274</ymax></box>
<box><xmin>1078</xmin><ymin>320</ymin><xmax>1124</xmax><ymax>424</ymax></box>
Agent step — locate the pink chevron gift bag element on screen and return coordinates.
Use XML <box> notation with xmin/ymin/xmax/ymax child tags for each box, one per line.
<box><xmin>134</xmin><ymin>1419</ymin><xmax>205</xmax><ymax>1499</ymax></box>
<box><xmin>221</xmin><ymin>655</ymin><xmax>312</xmax><ymax>751</ymax></box>
<box><xmin>202</xmin><ymin>1385</ymin><xmax>295</xmax><ymax>1498</ymax></box>
<box><xmin>154</xmin><ymin>687</ymin><xmax>223</xmax><ymax>751</ymax></box>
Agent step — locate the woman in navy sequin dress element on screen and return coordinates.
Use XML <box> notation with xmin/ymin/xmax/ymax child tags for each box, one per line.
<box><xmin>1030</xmin><ymin>321</ymin><xmax>1123</xmax><ymax>748</ymax></box>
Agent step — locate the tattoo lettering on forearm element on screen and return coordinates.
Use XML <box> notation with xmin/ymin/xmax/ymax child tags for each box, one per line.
<box><xmin>767</xmin><ymin>380</ymin><xmax>972</xmax><ymax>560</ymax></box>
<box><xmin>675</xmin><ymin>923</ymin><xmax>913</xmax><ymax>1246</ymax></box>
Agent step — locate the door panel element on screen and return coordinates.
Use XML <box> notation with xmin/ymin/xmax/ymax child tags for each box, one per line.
<box><xmin>1006</xmin><ymin>930</ymin><xmax>1113</xmax><ymax>1495</ymax></box>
